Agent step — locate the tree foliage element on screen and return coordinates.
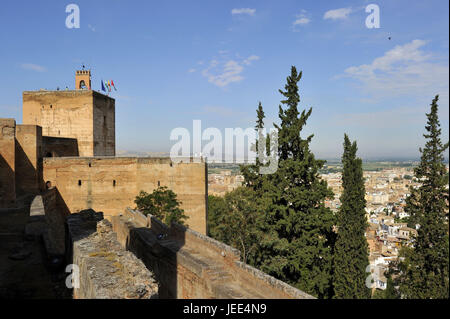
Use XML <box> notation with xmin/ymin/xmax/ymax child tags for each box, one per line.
<box><xmin>135</xmin><ymin>186</ymin><xmax>188</xmax><ymax>226</ymax></box>
<box><xmin>394</xmin><ymin>95</ymin><xmax>449</xmax><ymax>299</ymax></box>
<box><xmin>207</xmin><ymin>188</ymin><xmax>263</xmax><ymax>264</ymax></box>
<box><xmin>240</xmin><ymin>66</ymin><xmax>336</xmax><ymax>298</ymax></box>
<box><xmin>333</xmin><ymin>135</ymin><xmax>370</xmax><ymax>299</ymax></box>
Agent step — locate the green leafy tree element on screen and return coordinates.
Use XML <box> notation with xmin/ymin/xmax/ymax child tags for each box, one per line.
<box><xmin>333</xmin><ymin>135</ymin><xmax>371</xmax><ymax>299</ymax></box>
<box><xmin>134</xmin><ymin>186</ymin><xmax>188</xmax><ymax>226</ymax></box>
<box><xmin>255</xmin><ymin>66</ymin><xmax>336</xmax><ymax>298</ymax></box>
<box><xmin>207</xmin><ymin>195</ymin><xmax>228</xmax><ymax>240</ymax></box>
<box><xmin>371</xmin><ymin>275</ymin><xmax>399</xmax><ymax>299</ymax></box>
<box><xmin>384</xmin><ymin>274</ymin><xmax>400</xmax><ymax>299</ymax></box>
<box><xmin>207</xmin><ymin>188</ymin><xmax>263</xmax><ymax>264</ymax></box>
<box><xmin>395</xmin><ymin>95</ymin><xmax>449</xmax><ymax>299</ymax></box>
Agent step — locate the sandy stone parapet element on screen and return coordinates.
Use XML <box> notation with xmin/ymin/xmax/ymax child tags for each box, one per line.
<box><xmin>66</xmin><ymin>210</ymin><xmax>158</xmax><ymax>299</ymax></box>
<box><xmin>113</xmin><ymin>209</ymin><xmax>315</xmax><ymax>299</ymax></box>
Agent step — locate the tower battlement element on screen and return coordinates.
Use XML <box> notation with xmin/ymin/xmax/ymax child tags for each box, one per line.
<box><xmin>75</xmin><ymin>69</ymin><xmax>91</xmax><ymax>90</ymax></box>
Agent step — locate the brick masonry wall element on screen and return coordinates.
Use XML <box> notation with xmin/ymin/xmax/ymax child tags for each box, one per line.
<box><xmin>43</xmin><ymin>157</ymin><xmax>207</xmax><ymax>234</ymax></box>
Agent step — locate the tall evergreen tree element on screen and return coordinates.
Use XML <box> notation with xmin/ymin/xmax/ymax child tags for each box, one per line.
<box><xmin>396</xmin><ymin>95</ymin><xmax>449</xmax><ymax>299</ymax></box>
<box><xmin>333</xmin><ymin>135</ymin><xmax>370</xmax><ymax>299</ymax></box>
<box><xmin>241</xmin><ymin>102</ymin><xmax>265</xmax><ymax>190</ymax></box>
<box><xmin>257</xmin><ymin>66</ymin><xmax>336</xmax><ymax>298</ymax></box>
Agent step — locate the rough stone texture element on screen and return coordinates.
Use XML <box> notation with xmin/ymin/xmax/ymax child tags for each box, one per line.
<box><xmin>93</xmin><ymin>93</ymin><xmax>115</xmax><ymax>157</ymax></box>
<box><xmin>26</xmin><ymin>188</ymin><xmax>69</xmax><ymax>255</ymax></box>
<box><xmin>0</xmin><ymin>202</ymin><xmax>71</xmax><ymax>299</ymax></box>
<box><xmin>43</xmin><ymin>157</ymin><xmax>207</xmax><ymax>234</ymax></box>
<box><xmin>0</xmin><ymin>118</ymin><xmax>16</xmax><ymax>208</ymax></box>
<box><xmin>112</xmin><ymin>209</ymin><xmax>315</xmax><ymax>299</ymax></box>
<box><xmin>42</xmin><ymin>189</ymin><xmax>67</xmax><ymax>256</ymax></box>
<box><xmin>42</xmin><ymin>136</ymin><xmax>79</xmax><ymax>157</ymax></box>
<box><xmin>15</xmin><ymin>124</ymin><xmax>43</xmax><ymax>195</ymax></box>
<box><xmin>66</xmin><ymin>210</ymin><xmax>158</xmax><ymax>299</ymax></box>
<box><xmin>22</xmin><ymin>90</ymin><xmax>115</xmax><ymax>157</ymax></box>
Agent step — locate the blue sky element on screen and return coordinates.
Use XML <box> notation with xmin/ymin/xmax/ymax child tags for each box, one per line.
<box><xmin>0</xmin><ymin>0</ymin><xmax>448</xmax><ymax>160</ymax></box>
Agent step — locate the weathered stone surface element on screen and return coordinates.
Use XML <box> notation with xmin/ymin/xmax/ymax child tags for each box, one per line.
<box><xmin>42</xmin><ymin>136</ymin><xmax>78</xmax><ymax>158</ymax></box>
<box><xmin>22</xmin><ymin>90</ymin><xmax>115</xmax><ymax>157</ymax></box>
<box><xmin>24</xmin><ymin>220</ymin><xmax>47</xmax><ymax>238</ymax></box>
<box><xmin>30</xmin><ymin>195</ymin><xmax>45</xmax><ymax>217</ymax></box>
<box><xmin>0</xmin><ymin>118</ymin><xmax>16</xmax><ymax>208</ymax></box>
<box><xmin>43</xmin><ymin>157</ymin><xmax>207</xmax><ymax>234</ymax></box>
<box><xmin>67</xmin><ymin>210</ymin><xmax>158</xmax><ymax>299</ymax></box>
<box><xmin>15</xmin><ymin>125</ymin><xmax>42</xmax><ymax>196</ymax></box>
<box><xmin>112</xmin><ymin>209</ymin><xmax>315</xmax><ymax>299</ymax></box>
<box><xmin>27</xmin><ymin>189</ymin><xmax>69</xmax><ymax>256</ymax></box>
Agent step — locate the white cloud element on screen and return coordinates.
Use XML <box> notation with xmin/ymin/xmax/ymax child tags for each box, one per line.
<box><xmin>293</xmin><ymin>17</ymin><xmax>310</xmax><ymax>25</ymax></box>
<box><xmin>343</xmin><ymin>39</ymin><xmax>449</xmax><ymax>100</ymax></box>
<box><xmin>88</xmin><ymin>24</ymin><xmax>96</xmax><ymax>32</ymax></box>
<box><xmin>21</xmin><ymin>63</ymin><xmax>46</xmax><ymax>72</ymax></box>
<box><xmin>188</xmin><ymin>68</ymin><xmax>196</xmax><ymax>73</ymax></box>
<box><xmin>231</xmin><ymin>8</ymin><xmax>256</xmax><ymax>16</ymax></box>
<box><xmin>292</xmin><ymin>11</ymin><xmax>311</xmax><ymax>30</ymax></box>
<box><xmin>243</xmin><ymin>55</ymin><xmax>260</xmax><ymax>65</ymax></box>
<box><xmin>201</xmin><ymin>54</ymin><xmax>259</xmax><ymax>87</ymax></box>
<box><xmin>323</xmin><ymin>8</ymin><xmax>352</xmax><ymax>20</ymax></box>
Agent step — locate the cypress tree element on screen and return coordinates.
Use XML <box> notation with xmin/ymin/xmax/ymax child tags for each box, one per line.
<box><xmin>241</xmin><ymin>102</ymin><xmax>265</xmax><ymax>190</ymax></box>
<box><xmin>333</xmin><ymin>134</ymin><xmax>370</xmax><ymax>299</ymax></box>
<box><xmin>257</xmin><ymin>66</ymin><xmax>336</xmax><ymax>298</ymax></box>
<box><xmin>396</xmin><ymin>95</ymin><xmax>449</xmax><ymax>298</ymax></box>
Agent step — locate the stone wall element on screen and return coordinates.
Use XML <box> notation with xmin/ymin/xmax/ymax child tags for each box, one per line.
<box><xmin>15</xmin><ymin>125</ymin><xmax>42</xmax><ymax>195</ymax></box>
<box><xmin>0</xmin><ymin>118</ymin><xmax>16</xmax><ymax>208</ymax></box>
<box><xmin>66</xmin><ymin>210</ymin><xmax>158</xmax><ymax>299</ymax></box>
<box><xmin>22</xmin><ymin>90</ymin><xmax>115</xmax><ymax>157</ymax></box>
<box><xmin>93</xmin><ymin>93</ymin><xmax>115</xmax><ymax>156</ymax></box>
<box><xmin>43</xmin><ymin>157</ymin><xmax>207</xmax><ymax>234</ymax></box>
<box><xmin>27</xmin><ymin>188</ymin><xmax>70</xmax><ymax>256</ymax></box>
<box><xmin>112</xmin><ymin>208</ymin><xmax>315</xmax><ymax>299</ymax></box>
<box><xmin>42</xmin><ymin>136</ymin><xmax>79</xmax><ymax>158</ymax></box>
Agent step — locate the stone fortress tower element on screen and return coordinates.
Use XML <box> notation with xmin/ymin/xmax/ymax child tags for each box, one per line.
<box><xmin>0</xmin><ymin>70</ymin><xmax>207</xmax><ymax>233</ymax></box>
<box><xmin>22</xmin><ymin>70</ymin><xmax>115</xmax><ymax>157</ymax></box>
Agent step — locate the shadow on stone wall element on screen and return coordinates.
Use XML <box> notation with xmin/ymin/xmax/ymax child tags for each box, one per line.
<box><xmin>15</xmin><ymin>140</ymin><xmax>41</xmax><ymax>196</ymax></box>
<box><xmin>126</xmin><ymin>223</ymin><xmax>185</xmax><ymax>299</ymax></box>
<box><xmin>113</xmin><ymin>209</ymin><xmax>316</xmax><ymax>299</ymax></box>
<box><xmin>0</xmin><ymin>154</ymin><xmax>15</xmax><ymax>208</ymax></box>
<box><xmin>65</xmin><ymin>209</ymin><xmax>103</xmax><ymax>267</ymax></box>
<box><xmin>42</xmin><ymin>137</ymin><xmax>79</xmax><ymax>158</ymax></box>
<box><xmin>110</xmin><ymin>209</ymin><xmax>186</xmax><ymax>298</ymax></box>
